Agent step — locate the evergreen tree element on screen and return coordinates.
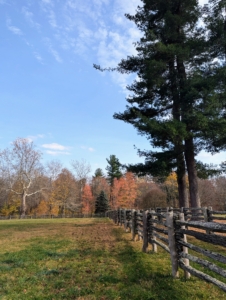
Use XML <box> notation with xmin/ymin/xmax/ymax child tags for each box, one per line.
<box><xmin>106</xmin><ymin>155</ymin><xmax>122</xmax><ymax>186</ymax></box>
<box><xmin>112</xmin><ymin>0</ymin><xmax>202</xmax><ymax>207</ymax></box>
<box><xmin>93</xmin><ymin>168</ymin><xmax>104</xmax><ymax>178</ymax></box>
<box><xmin>95</xmin><ymin>191</ymin><xmax>109</xmax><ymax>214</ymax></box>
<box><xmin>202</xmin><ymin>0</ymin><xmax>226</xmax><ymax>150</ymax></box>
<box><xmin>95</xmin><ymin>0</ymin><xmax>226</xmax><ymax>208</ymax></box>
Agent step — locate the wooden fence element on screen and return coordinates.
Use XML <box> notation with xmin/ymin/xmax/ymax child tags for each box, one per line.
<box><xmin>106</xmin><ymin>207</ymin><xmax>226</xmax><ymax>292</ymax></box>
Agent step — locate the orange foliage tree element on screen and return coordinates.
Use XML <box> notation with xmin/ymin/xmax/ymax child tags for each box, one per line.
<box><xmin>111</xmin><ymin>177</ymin><xmax>122</xmax><ymax>209</ymax></box>
<box><xmin>82</xmin><ymin>184</ymin><xmax>94</xmax><ymax>214</ymax></box>
<box><xmin>35</xmin><ymin>200</ymin><xmax>49</xmax><ymax>216</ymax></box>
<box><xmin>111</xmin><ymin>172</ymin><xmax>137</xmax><ymax>209</ymax></box>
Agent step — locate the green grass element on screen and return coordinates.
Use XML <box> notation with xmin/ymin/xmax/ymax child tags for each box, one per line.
<box><xmin>0</xmin><ymin>218</ymin><xmax>225</xmax><ymax>299</ymax></box>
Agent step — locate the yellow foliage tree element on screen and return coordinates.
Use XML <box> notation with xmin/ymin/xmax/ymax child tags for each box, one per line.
<box><xmin>0</xmin><ymin>202</ymin><xmax>19</xmax><ymax>216</ymax></box>
<box><xmin>163</xmin><ymin>172</ymin><xmax>179</xmax><ymax>207</ymax></box>
<box><xmin>35</xmin><ymin>200</ymin><xmax>49</xmax><ymax>216</ymax></box>
<box><xmin>0</xmin><ymin>188</ymin><xmax>21</xmax><ymax>216</ymax></box>
<box><xmin>49</xmin><ymin>168</ymin><xmax>79</xmax><ymax>215</ymax></box>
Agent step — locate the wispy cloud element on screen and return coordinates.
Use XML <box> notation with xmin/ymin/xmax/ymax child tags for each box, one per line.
<box><xmin>6</xmin><ymin>18</ymin><xmax>23</xmax><ymax>35</ymax></box>
<box><xmin>46</xmin><ymin>150</ymin><xmax>70</xmax><ymax>156</ymax></box>
<box><xmin>60</xmin><ymin>0</ymin><xmax>140</xmax><ymax>91</ymax></box>
<box><xmin>5</xmin><ymin>0</ymin><xmax>140</xmax><ymax>76</ymax></box>
<box><xmin>80</xmin><ymin>146</ymin><xmax>95</xmax><ymax>152</ymax></box>
<box><xmin>41</xmin><ymin>0</ymin><xmax>54</xmax><ymax>6</ymax></box>
<box><xmin>27</xmin><ymin>134</ymin><xmax>45</xmax><ymax>142</ymax></box>
<box><xmin>33</xmin><ymin>51</ymin><xmax>44</xmax><ymax>63</ymax></box>
<box><xmin>42</xmin><ymin>143</ymin><xmax>68</xmax><ymax>151</ymax></box>
<box><xmin>48</xmin><ymin>10</ymin><xmax>58</xmax><ymax>28</ymax></box>
<box><xmin>44</xmin><ymin>38</ymin><xmax>63</xmax><ymax>63</ymax></box>
<box><xmin>22</xmin><ymin>7</ymin><xmax>40</xmax><ymax>30</ymax></box>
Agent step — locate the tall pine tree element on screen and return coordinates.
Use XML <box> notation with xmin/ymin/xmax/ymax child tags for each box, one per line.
<box><xmin>113</xmin><ymin>0</ymin><xmax>202</xmax><ymax>207</ymax></box>
<box><xmin>95</xmin><ymin>0</ymin><xmax>226</xmax><ymax>208</ymax></box>
<box><xmin>106</xmin><ymin>155</ymin><xmax>122</xmax><ymax>186</ymax></box>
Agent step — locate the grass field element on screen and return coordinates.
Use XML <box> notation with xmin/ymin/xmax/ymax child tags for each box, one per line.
<box><xmin>0</xmin><ymin>218</ymin><xmax>226</xmax><ymax>300</ymax></box>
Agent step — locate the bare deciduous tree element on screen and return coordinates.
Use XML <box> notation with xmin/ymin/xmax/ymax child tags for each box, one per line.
<box><xmin>0</xmin><ymin>138</ymin><xmax>47</xmax><ymax>217</ymax></box>
<box><xmin>71</xmin><ymin>159</ymin><xmax>91</xmax><ymax>181</ymax></box>
<box><xmin>71</xmin><ymin>159</ymin><xmax>91</xmax><ymax>209</ymax></box>
<box><xmin>46</xmin><ymin>160</ymin><xmax>63</xmax><ymax>182</ymax></box>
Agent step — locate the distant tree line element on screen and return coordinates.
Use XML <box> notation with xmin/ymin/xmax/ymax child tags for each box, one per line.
<box><xmin>1</xmin><ymin>138</ymin><xmax>226</xmax><ymax>217</ymax></box>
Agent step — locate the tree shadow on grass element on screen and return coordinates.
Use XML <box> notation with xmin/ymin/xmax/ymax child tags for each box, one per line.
<box><xmin>110</xmin><ymin>227</ymin><xmax>214</xmax><ymax>300</ymax></box>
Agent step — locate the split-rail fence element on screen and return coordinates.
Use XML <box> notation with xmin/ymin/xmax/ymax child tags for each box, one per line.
<box><xmin>106</xmin><ymin>207</ymin><xmax>226</xmax><ymax>292</ymax></box>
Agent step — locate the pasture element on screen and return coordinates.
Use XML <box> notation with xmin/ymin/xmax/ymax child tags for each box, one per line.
<box><xmin>0</xmin><ymin>218</ymin><xmax>225</xmax><ymax>299</ymax></box>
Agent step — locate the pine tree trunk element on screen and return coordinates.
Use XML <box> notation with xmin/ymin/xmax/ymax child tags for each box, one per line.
<box><xmin>169</xmin><ymin>58</ymin><xmax>189</xmax><ymax>207</ymax></box>
<box><xmin>169</xmin><ymin>58</ymin><xmax>188</xmax><ymax>208</ymax></box>
<box><xmin>176</xmin><ymin>151</ymin><xmax>189</xmax><ymax>208</ymax></box>
<box><xmin>184</xmin><ymin>137</ymin><xmax>200</xmax><ymax>208</ymax></box>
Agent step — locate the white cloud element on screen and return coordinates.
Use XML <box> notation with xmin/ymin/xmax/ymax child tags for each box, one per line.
<box><xmin>80</xmin><ymin>146</ymin><xmax>95</xmax><ymax>152</ymax></box>
<box><xmin>42</xmin><ymin>143</ymin><xmax>68</xmax><ymax>151</ymax></box>
<box><xmin>6</xmin><ymin>18</ymin><xmax>23</xmax><ymax>35</ymax></box>
<box><xmin>46</xmin><ymin>150</ymin><xmax>70</xmax><ymax>156</ymax></box>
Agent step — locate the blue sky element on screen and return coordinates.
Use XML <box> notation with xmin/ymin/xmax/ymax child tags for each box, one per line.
<box><xmin>0</xmin><ymin>0</ymin><xmax>225</xmax><ymax>175</ymax></box>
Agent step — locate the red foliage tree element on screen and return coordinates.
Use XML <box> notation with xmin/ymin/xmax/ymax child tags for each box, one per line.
<box><xmin>111</xmin><ymin>172</ymin><xmax>137</xmax><ymax>209</ymax></box>
<box><xmin>82</xmin><ymin>184</ymin><xmax>94</xmax><ymax>214</ymax></box>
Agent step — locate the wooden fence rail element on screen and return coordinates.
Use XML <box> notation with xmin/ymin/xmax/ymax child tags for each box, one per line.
<box><xmin>106</xmin><ymin>207</ymin><xmax>226</xmax><ymax>292</ymax></box>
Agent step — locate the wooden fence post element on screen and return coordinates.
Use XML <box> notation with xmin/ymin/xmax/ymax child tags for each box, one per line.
<box><xmin>124</xmin><ymin>209</ymin><xmax>127</xmax><ymax>232</ymax></box>
<box><xmin>203</xmin><ymin>207</ymin><xmax>208</xmax><ymax>222</ymax></box>
<box><xmin>127</xmin><ymin>210</ymin><xmax>132</xmax><ymax>233</ymax></box>
<box><xmin>131</xmin><ymin>209</ymin><xmax>136</xmax><ymax>241</ymax></box>
<box><xmin>203</xmin><ymin>207</ymin><xmax>211</xmax><ymax>234</ymax></box>
<box><xmin>208</xmin><ymin>206</ymin><xmax>213</xmax><ymax>222</ymax></box>
<box><xmin>114</xmin><ymin>210</ymin><xmax>117</xmax><ymax>224</ymax></box>
<box><xmin>137</xmin><ymin>210</ymin><xmax>141</xmax><ymax>241</ymax></box>
<box><xmin>150</xmin><ymin>209</ymin><xmax>157</xmax><ymax>253</ymax></box>
<box><xmin>116</xmin><ymin>209</ymin><xmax>119</xmax><ymax>225</ymax></box>
<box><xmin>166</xmin><ymin>210</ymin><xmax>179</xmax><ymax>278</ymax></box>
<box><xmin>142</xmin><ymin>210</ymin><xmax>149</xmax><ymax>253</ymax></box>
<box><xmin>119</xmin><ymin>209</ymin><xmax>122</xmax><ymax>226</ymax></box>
<box><xmin>179</xmin><ymin>213</ymin><xmax>191</xmax><ymax>279</ymax></box>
